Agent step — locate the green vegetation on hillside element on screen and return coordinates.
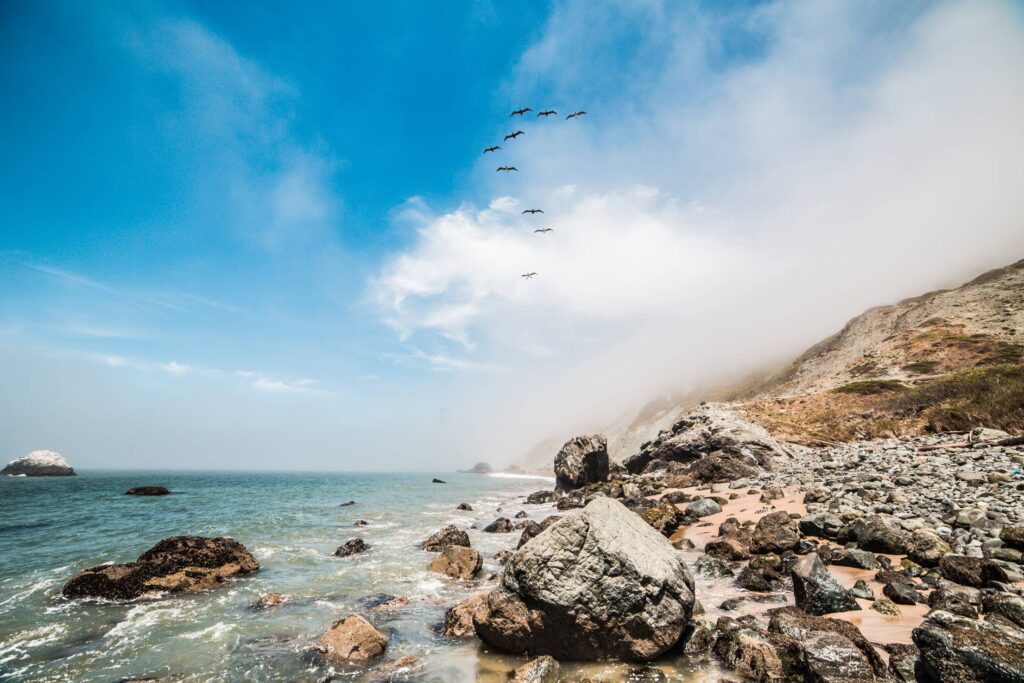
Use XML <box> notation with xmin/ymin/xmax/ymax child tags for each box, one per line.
<box><xmin>834</xmin><ymin>380</ymin><xmax>906</xmax><ymax>395</ymax></box>
<box><xmin>886</xmin><ymin>364</ymin><xmax>1024</xmax><ymax>434</ymax></box>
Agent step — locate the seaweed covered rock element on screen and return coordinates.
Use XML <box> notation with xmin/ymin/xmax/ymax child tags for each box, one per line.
<box><xmin>913</xmin><ymin>609</ymin><xmax>1024</xmax><ymax>682</ymax></box>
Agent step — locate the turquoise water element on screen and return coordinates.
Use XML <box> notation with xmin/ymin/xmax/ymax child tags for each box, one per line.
<box><xmin>0</xmin><ymin>471</ymin><xmax>725</xmax><ymax>682</ymax></box>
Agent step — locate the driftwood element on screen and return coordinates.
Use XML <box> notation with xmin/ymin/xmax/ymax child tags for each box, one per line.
<box><xmin>918</xmin><ymin>436</ymin><xmax>1024</xmax><ymax>451</ymax></box>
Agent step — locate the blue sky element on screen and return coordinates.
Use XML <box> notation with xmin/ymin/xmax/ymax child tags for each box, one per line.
<box><xmin>2</xmin><ymin>1</ymin><xmax>1023</xmax><ymax>470</ymax></box>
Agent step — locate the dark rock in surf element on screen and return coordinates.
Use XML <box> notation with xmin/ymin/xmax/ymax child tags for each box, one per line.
<box><xmin>422</xmin><ymin>525</ymin><xmax>470</xmax><ymax>552</ymax></box>
<box><xmin>334</xmin><ymin>538</ymin><xmax>369</xmax><ymax>557</ymax></box>
<box><xmin>125</xmin><ymin>486</ymin><xmax>170</xmax><ymax>496</ymax></box>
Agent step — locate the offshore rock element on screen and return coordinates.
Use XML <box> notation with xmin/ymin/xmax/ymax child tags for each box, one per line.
<box><xmin>2</xmin><ymin>450</ymin><xmax>76</xmax><ymax>476</ymax></box>
<box><xmin>319</xmin><ymin>614</ymin><xmax>387</xmax><ymax>662</ymax></box>
<box><xmin>428</xmin><ymin>546</ymin><xmax>482</xmax><ymax>579</ymax></box>
<box><xmin>421</xmin><ymin>525</ymin><xmax>470</xmax><ymax>551</ymax></box>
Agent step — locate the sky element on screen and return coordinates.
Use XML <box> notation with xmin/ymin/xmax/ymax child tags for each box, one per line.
<box><xmin>2</xmin><ymin>0</ymin><xmax>1023</xmax><ymax>471</ymax></box>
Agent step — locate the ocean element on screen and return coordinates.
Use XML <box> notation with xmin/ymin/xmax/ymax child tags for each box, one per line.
<box><xmin>0</xmin><ymin>471</ymin><xmax>724</xmax><ymax>682</ymax></box>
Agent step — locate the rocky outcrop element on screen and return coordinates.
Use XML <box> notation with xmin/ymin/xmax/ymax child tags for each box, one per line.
<box><xmin>61</xmin><ymin>536</ymin><xmax>258</xmax><ymax>600</ymax></box>
<box><xmin>428</xmin><ymin>546</ymin><xmax>482</xmax><ymax>579</ymax></box>
<box><xmin>442</xmin><ymin>591</ymin><xmax>489</xmax><ymax>637</ymax></box>
<box><xmin>914</xmin><ymin>609</ymin><xmax>1024</xmax><ymax>682</ymax></box>
<box><xmin>554</xmin><ymin>435</ymin><xmax>609</xmax><ymax>490</ymax></box>
<box><xmin>421</xmin><ymin>525</ymin><xmax>470</xmax><ymax>551</ymax></box>
<box><xmin>319</xmin><ymin>615</ymin><xmax>388</xmax><ymax>662</ymax></box>
<box><xmin>125</xmin><ymin>486</ymin><xmax>170</xmax><ymax>496</ymax></box>
<box><xmin>473</xmin><ymin>497</ymin><xmax>695</xmax><ymax>661</ymax></box>
<box><xmin>791</xmin><ymin>554</ymin><xmax>860</xmax><ymax>616</ymax></box>
<box><xmin>2</xmin><ymin>450</ymin><xmax>76</xmax><ymax>476</ymax></box>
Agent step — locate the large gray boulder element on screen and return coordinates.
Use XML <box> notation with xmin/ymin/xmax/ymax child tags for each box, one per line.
<box><xmin>473</xmin><ymin>497</ymin><xmax>695</xmax><ymax>661</ymax></box>
<box><xmin>554</xmin><ymin>435</ymin><xmax>609</xmax><ymax>490</ymax></box>
<box><xmin>914</xmin><ymin>609</ymin><xmax>1024</xmax><ymax>682</ymax></box>
<box><xmin>2</xmin><ymin>450</ymin><xmax>76</xmax><ymax>476</ymax></box>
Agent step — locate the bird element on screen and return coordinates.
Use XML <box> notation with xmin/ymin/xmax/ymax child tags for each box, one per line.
<box><xmin>511</xmin><ymin>108</ymin><xmax>533</xmax><ymax>116</ymax></box>
<box><xmin>521</xmin><ymin>272</ymin><xmax>537</xmax><ymax>279</ymax></box>
<box><xmin>497</xmin><ymin>166</ymin><xmax>518</xmax><ymax>172</ymax></box>
<box><xmin>566</xmin><ymin>111</ymin><xmax>587</xmax><ymax>120</ymax></box>
<box><xmin>534</xmin><ymin>228</ymin><xmax>554</xmax><ymax>233</ymax></box>
<box><xmin>522</xmin><ymin>208</ymin><xmax>544</xmax><ymax>214</ymax></box>
<box><xmin>538</xmin><ymin>110</ymin><xmax>557</xmax><ymax>117</ymax></box>
<box><xmin>504</xmin><ymin>131</ymin><xmax>525</xmax><ymax>141</ymax></box>
<box><xmin>482</xmin><ymin>146</ymin><xmax>500</xmax><ymax>154</ymax></box>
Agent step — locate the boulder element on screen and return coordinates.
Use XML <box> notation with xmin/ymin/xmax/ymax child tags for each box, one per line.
<box><xmin>914</xmin><ymin>609</ymin><xmax>1024</xmax><ymax>682</ymax></box>
<box><xmin>457</xmin><ymin>503</ymin><xmax>473</xmax><ymax>511</ymax></box>
<box><xmin>441</xmin><ymin>591</ymin><xmax>489</xmax><ymax>637</ymax></box>
<box><xmin>483</xmin><ymin>517</ymin><xmax>514</xmax><ymax>533</ymax></box>
<box><xmin>750</xmin><ymin>511</ymin><xmax>801</xmax><ymax>554</ymax></box>
<box><xmin>791</xmin><ymin>554</ymin><xmax>860</xmax><ymax>616</ymax></box>
<box><xmin>125</xmin><ymin>486</ymin><xmax>170</xmax><ymax>496</ymax></box>
<box><xmin>839</xmin><ymin>515</ymin><xmax>912</xmax><ymax>555</ymax></box>
<box><xmin>800</xmin><ymin>512</ymin><xmax>843</xmax><ymax>540</ymax></box>
<box><xmin>884</xmin><ymin>643</ymin><xmax>921</xmax><ymax>683</ymax></box>
<box><xmin>928</xmin><ymin>588</ymin><xmax>978</xmax><ymax>619</ymax></box>
<box><xmin>686</xmin><ymin>498</ymin><xmax>722</xmax><ymax>518</ymax></box>
<box><xmin>421</xmin><ymin>525</ymin><xmax>470</xmax><ymax>551</ymax></box>
<box><xmin>939</xmin><ymin>554</ymin><xmax>1010</xmax><ymax>588</ymax></box>
<box><xmin>253</xmin><ymin>592</ymin><xmax>287</xmax><ymax>609</ymax></box>
<box><xmin>554</xmin><ymin>435</ymin><xmax>609</xmax><ymax>490</ymax></box>
<box><xmin>429</xmin><ymin>546</ymin><xmax>482</xmax><ymax>579</ymax></box>
<box><xmin>1001</xmin><ymin>525</ymin><xmax>1024</xmax><ymax>551</ymax></box>
<box><xmin>694</xmin><ymin>555</ymin><xmax>734</xmax><ymax>578</ymax></box>
<box><xmin>883</xmin><ymin>581</ymin><xmax>924</xmax><ymax>605</ymax></box>
<box><xmin>799</xmin><ymin>632</ymin><xmax>879</xmax><ymax>682</ymax></box>
<box><xmin>319</xmin><ymin>614</ymin><xmax>387</xmax><ymax>662</ymax></box>
<box><xmin>705</xmin><ymin>537</ymin><xmax>751</xmax><ymax>561</ymax></box>
<box><xmin>432</xmin><ymin>478</ymin><xmax>446</xmax><ymax>484</ymax></box>
<box><xmin>767</xmin><ymin>607</ymin><xmax>887</xmax><ymax>678</ymax></box>
<box><xmin>983</xmin><ymin>592</ymin><xmax>1024</xmax><ymax>630</ymax></box>
<box><xmin>831</xmin><ymin>549</ymin><xmax>880</xmax><ymax>570</ymax></box>
<box><xmin>334</xmin><ymin>538</ymin><xmax>369</xmax><ymax>557</ymax></box>
<box><xmin>509</xmin><ymin>656</ymin><xmax>560</xmax><ymax>683</ymax></box>
<box><xmin>713</xmin><ymin>617</ymin><xmax>798</xmax><ymax>681</ymax></box>
<box><xmin>2</xmin><ymin>450</ymin><xmax>76</xmax><ymax>476</ymax></box>
<box><xmin>516</xmin><ymin>516</ymin><xmax>560</xmax><ymax>549</ymax></box>
<box><xmin>907</xmin><ymin>529</ymin><xmax>951</xmax><ymax>568</ymax></box>
<box><xmin>61</xmin><ymin>536</ymin><xmax>258</xmax><ymax>601</ymax></box>
<box><xmin>526</xmin><ymin>490</ymin><xmax>557</xmax><ymax>504</ymax></box>
<box><xmin>641</xmin><ymin>502</ymin><xmax>687</xmax><ymax>537</ymax></box>
<box><xmin>473</xmin><ymin>497</ymin><xmax>695</xmax><ymax>661</ymax></box>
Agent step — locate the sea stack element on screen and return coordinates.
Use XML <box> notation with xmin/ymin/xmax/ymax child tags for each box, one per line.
<box><xmin>2</xmin><ymin>450</ymin><xmax>76</xmax><ymax>476</ymax></box>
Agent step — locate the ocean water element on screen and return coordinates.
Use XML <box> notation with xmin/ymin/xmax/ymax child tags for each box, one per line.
<box><xmin>0</xmin><ymin>471</ymin><xmax>725</xmax><ymax>682</ymax></box>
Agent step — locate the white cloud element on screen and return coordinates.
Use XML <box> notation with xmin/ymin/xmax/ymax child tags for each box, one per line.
<box><xmin>160</xmin><ymin>361</ymin><xmax>191</xmax><ymax>376</ymax></box>
<box><xmin>236</xmin><ymin>370</ymin><xmax>323</xmax><ymax>395</ymax></box>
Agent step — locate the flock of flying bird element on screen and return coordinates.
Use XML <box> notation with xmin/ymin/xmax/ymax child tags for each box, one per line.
<box><xmin>481</xmin><ymin>106</ymin><xmax>587</xmax><ymax>280</ymax></box>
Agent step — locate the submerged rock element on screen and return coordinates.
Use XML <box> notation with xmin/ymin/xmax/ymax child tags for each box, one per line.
<box><xmin>421</xmin><ymin>525</ymin><xmax>470</xmax><ymax>551</ymax></box>
<box><xmin>125</xmin><ymin>486</ymin><xmax>170</xmax><ymax>496</ymax></box>
<box><xmin>473</xmin><ymin>497</ymin><xmax>695</xmax><ymax>661</ymax></box>
<box><xmin>791</xmin><ymin>553</ymin><xmax>860</xmax><ymax>616</ymax></box>
<box><xmin>61</xmin><ymin>536</ymin><xmax>259</xmax><ymax>601</ymax></box>
<box><xmin>2</xmin><ymin>450</ymin><xmax>76</xmax><ymax>476</ymax></box>
<box><xmin>428</xmin><ymin>546</ymin><xmax>482</xmax><ymax>579</ymax></box>
<box><xmin>319</xmin><ymin>614</ymin><xmax>387</xmax><ymax>662</ymax></box>
<box><xmin>553</xmin><ymin>434</ymin><xmax>609</xmax><ymax>490</ymax></box>
<box><xmin>914</xmin><ymin>609</ymin><xmax>1024</xmax><ymax>682</ymax></box>
<box><xmin>509</xmin><ymin>656</ymin><xmax>560</xmax><ymax>683</ymax></box>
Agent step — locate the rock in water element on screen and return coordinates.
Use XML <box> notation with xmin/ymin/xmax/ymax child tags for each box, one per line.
<box><xmin>483</xmin><ymin>517</ymin><xmax>514</xmax><ymax>533</ymax></box>
<box><xmin>61</xmin><ymin>536</ymin><xmax>258</xmax><ymax>600</ymax></box>
<box><xmin>319</xmin><ymin>615</ymin><xmax>388</xmax><ymax>662</ymax></box>
<box><xmin>428</xmin><ymin>546</ymin><xmax>482</xmax><ymax>579</ymax></box>
<box><xmin>334</xmin><ymin>538</ymin><xmax>369</xmax><ymax>557</ymax></box>
<box><xmin>442</xmin><ymin>592</ymin><xmax>490</xmax><ymax>637</ymax></box>
<box><xmin>553</xmin><ymin>434</ymin><xmax>609</xmax><ymax>491</ymax></box>
<box><xmin>473</xmin><ymin>497</ymin><xmax>695</xmax><ymax>661</ymax></box>
<box><xmin>510</xmin><ymin>656</ymin><xmax>560</xmax><ymax>683</ymax></box>
<box><xmin>125</xmin><ymin>486</ymin><xmax>170</xmax><ymax>496</ymax></box>
<box><xmin>2</xmin><ymin>450</ymin><xmax>76</xmax><ymax>476</ymax></box>
<box><xmin>914</xmin><ymin>609</ymin><xmax>1024</xmax><ymax>682</ymax></box>
<box><xmin>791</xmin><ymin>554</ymin><xmax>860</xmax><ymax>616</ymax></box>
<box><xmin>750</xmin><ymin>511</ymin><xmax>801</xmax><ymax>554</ymax></box>
<box><xmin>421</xmin><ymin>525</ymin><xmax>470</xmax><ymax>551</ymax></box>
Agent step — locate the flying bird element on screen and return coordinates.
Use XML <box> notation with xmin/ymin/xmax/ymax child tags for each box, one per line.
<box><xmin>522</xmin><ymin>209</ymin><xmax>544</xmax><ymax>214</ymax></box>
<box><xmin>521</xmin><ymin>272</ymin><xmax>538</xmax><ymax>279</ymax></box>
<box><xmin>504</xmin><ymin>131</ymin><xmax>525</xmax><ymax>141</ymax></box>
<box><xmin>482</xmin><ymin>146</ymin><xmax>500</xmax><ymax>154</ymax></box>
<box><xmin>534</xmin><ymin>228</ymin><xmax>554</xmax><ymax>233</ymax></box>
<box><xmin>566</xmin><ymin>111</ymin><xmax>587</xmax><ymax>119</ymax></box>
<box><xmin>497</xmin><ymin>166</ymin><xmax>518</xmax><ymax>172</ymax></box>
<box><xmin>511</xmin><ymin>108</ymin><xmax>533</xmax><ymax>116</ymax></box>
<box><xmin>538</xmin><ymin>110</ymin><xmax>557</xmax><ymax>117</ymax></box>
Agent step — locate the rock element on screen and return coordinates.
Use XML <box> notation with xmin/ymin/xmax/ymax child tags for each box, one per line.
<box><xmin>319</xmin><ymin>614</ymin><xmax>387</xmax><ymax>662</ymax></box>
<box><xmin>791</xmin><ymin>553</ymin><xmax>860</xmax><ymax>616</ymax></box>
<box><xmin>678</xmin><ymin>619</ymin><xmax>716</xmax><ymax>656</ymax></box>
<box><xmin>61</xmin><ymin>536</ymin><xmax>258</xmax><ymax>601</ymax></box>
<box><xmin>840</xmin><ymin>515</ymin><xmax>913</xmax><ymax>554</ymax></box>
<box><xmin>373</xmin><ymin>656</ymin><xmax>420</xmax><ymax>677</ymax></box>
<box><xmin>883</xmin><ymin>581</ymin><xmax>923</xmax><ymax>605</ymax></box>
<box><xmin>556</xmin><ymin>495</ymin><xmax>584</xmax><ymax>510</ymax></box>
<box><xmin>339</xmin><ymin>500</ymin><xmax>356</xmax><ymax>506</ymax></box>
<box><xmin>483</xmin><ymin>517</ymin><xmax>514</xmax><ymax>533</ymax></box>
<box><xmin>939</xmin><ymin>554</ymin><xmax>1010</xmax><ymax>588</ymax></box>
<box><xmin>554</xmin><ymin>435</ymin><xmax>609</xmax><ymax>490</ymax></box>
<box><xmin>713</xmin><ymin>617</ymin><xmax>797</xmax><ymax>681</ymax></box>
<box><xmin>494</xmin><ymin>550</ymin><xmax>513</xmax><ymax>565</ymax></box>
<box><xmin>800</xmin><ymin>632</ymin><xmax>879</xmax><ymax>683</ymax></box>
<box><xmin>509</xmin><ymin>655</ymin><xmax>560</xmax><ymax>683</ymax></box>
<box><xmin>907</xmin><ymin>529</ymin><xmax>952</xmax><ymax>568</ymax></box>
<box><xmin>2</xmin><ymin>450</ymin><xmax>76</xmax><ymax>476</ymax></box>
<box><xmin>363</xmin><ymin>594</ymin><xmax>408</xmax><ymax>612</ymax></box>
<box><xmin>428</xmin><ymin>546</ymin><xmax>482</xmax><ymax>579</ymax></box>
<box><xmin>767</xmin><ymin>607</ymin><xmax>888</xmax><ymax>679</ymax></box>
<box><xmin>516</xmin><ymin>516</ymin><xmax>561</xmax><ymax>549</ymax></box>
<box><xmin>353</xmin><ymin>519</ymin><xmax>368</xmax><ymax>526</ymax></box>
<box><xmin>334</xmin><ymin>538</ymin><xmax>369</xmax><ymax>557</ymax></box>
<box><xmin>914</xmin><ymin>609</ymin><xmax>1024</xmax><ymax>682</ymax></box>
<box><xmin>422</xmin><ymin>525</ymin><xmax>470</xmax><ymax>551</ymax></box>
<box><xmin>526</xmin><ymin>490</ymin><xmax>557</xmax><ymax>504</ymax></box>
<box><xmin>1000</xmin><ymin>525</ymin><xmax>1024</xmax><ymax>551</ymax></box>
<box><xmin>983</xmin><ymin>592</ymin><xmax>1024</xmax><ymax>630</ymax></box>
<box><xmin>473</xmin><ymin>497</ymin><xmax>695</xmax><ymax>661</ymax></box>
<box><xmin>641</xmin><ymin>502</ymin><xmax>687</xmax><ymax>537</ymax></box>
<box><xmin>872</xmin><ymin>597</ymin><xmax>901</xmax><ymax>616</ymax></box>
<box><xmin>515</xmin><ymin>510</ymin><xmax>528</xmax><ymax>518</ymax></box>
<box><xmin>253</xmin><ymin>592</ymin><xmax>286</xmax><ymax>609</ymax></box>
<box><xmin>694</xmin><ymin>555</ymin><xmax>734</xmax><ymax>578</ymax></box>
<box><xmin>736</xmin><ymin>565</ymin><xmax>778</xmax><ymax>592</ymax></box>
<box><xmin>625</xmin><ymin>666</ymin><xmax>668</xmax><ymax>681</ymax></box>
<box><xmin>831</xmin><ymin>548</ymin><xmax>880</xmax><ymax>570</ymax></box>
<box><xmin>800</xmin><ymin>512</ymin><xmax>843</xmax><ymax>539</ymax></box>
<box><xmin>705</xmin><ymin>537</ymin><xmax>751</xmax><ymax>561</ymax></box>
<box><xmin>928</xmin><ymin>588</ymin><xmax>978</xmax><ymax>619</ymax></box>
<box><xmin>464</xmin><ymin>462</ymin><xmax>493</xmax><ymax>474</ymax></box>
<box><xmin>125</xmin><ymin>486</ymin><xmax>170</xmax><ymax>496</ymax></box>
<box><xmin>686</xmin><ymin>498</ymin><xmax>722</xmax><ymax>518</ymax></box>
<box><xmin>760</xmin><ymin>487</ymin><xmax>784</xmax><ymax>503</ymax></box>
<box><xmin>687</xmin><ymin>452</ymin><xmax>760</xmax><ymax>484</ymax></box>
<box><xmin>441</xmin><ymin>592</ymin><xmax>489</xmax><ymax>637</ymax></box>
<box><xmin>750</xmin><ymin>511</ymin><xmax>801</xmax><ymax>554</ymax></box>
<box><xmin>849</xmin><ymin>579</ymin><xmax>874</xmax><ymax>601</ymax></box>
<box><xmin>432</xmin><ymin>478</ymin><xmax>447</xmax><ymax>484</ymax></box>
<box><xmin>885</xmin><ymin>643</ymin><xmax>921</xmax><ymax>682</ymax></box>
<box><xmin>457</xmin><ymin>503</ymin><xmax>473</xmax><ymax>511</ymax></box>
